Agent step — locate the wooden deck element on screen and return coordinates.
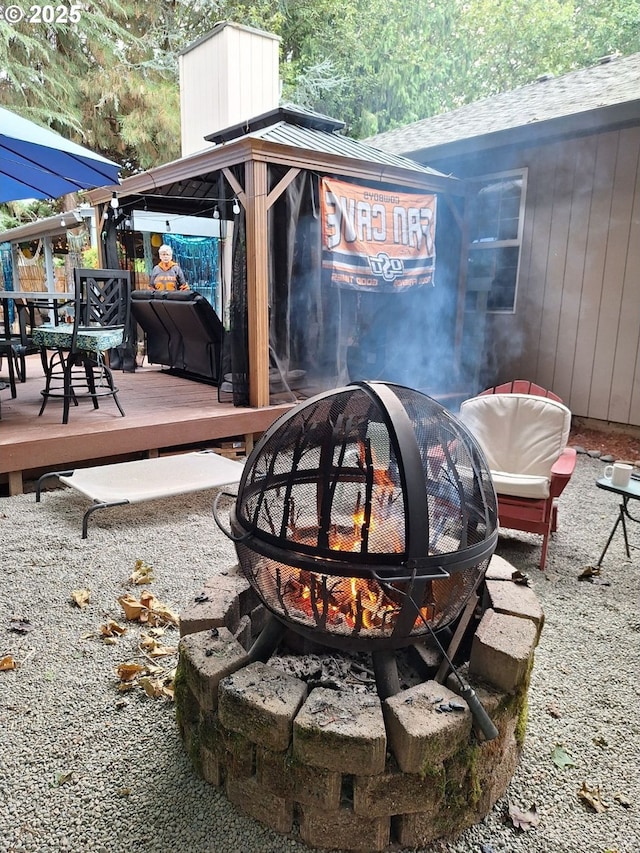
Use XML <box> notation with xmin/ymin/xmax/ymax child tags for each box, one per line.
<box><xmin>0</xmin><ymin>355</ymin><xmax>296</xmax><ymax>495</ymax></box>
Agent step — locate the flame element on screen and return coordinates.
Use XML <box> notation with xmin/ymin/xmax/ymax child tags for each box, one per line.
<box><xmin>283</xmin><ymin>570</ymin><xmax>407</xmax><ymax>631</ymax></box>
<box><xmin>282</xmin><ymin>568</ymin><xmax>438</xmax><ymax>634</ymax></box>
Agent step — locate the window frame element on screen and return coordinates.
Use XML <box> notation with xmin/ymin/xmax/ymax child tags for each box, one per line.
<box><xmin>465</xmin><ymin>168</ymin><xmax>528</xmax><ymax>314</ymax></box>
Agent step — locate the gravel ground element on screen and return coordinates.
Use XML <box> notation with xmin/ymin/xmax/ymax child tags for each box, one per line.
<box><xmin>1</xmin><ymin>452</ymin><xmax>639</xmax><ymax>853</ymax></box>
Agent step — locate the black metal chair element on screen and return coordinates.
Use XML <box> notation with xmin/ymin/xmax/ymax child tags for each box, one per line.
<box><xmin>0</xmin><ymin>302</ymin><xmax>18</xmax><ymax>417</ymax></box>
<box><xmin>33</xmin><ymin>269</ymin><xmax>131</xmax><ymax>423</ymax></box>
<box><xmin>0</xmin><ymin>339</ymin><xmax>17</xmax><ymax>419</ymax></box>
<box><xmin>9</xmin><ymin>296</ymin><xmax>53</xmax><ymax>382</ymax></box>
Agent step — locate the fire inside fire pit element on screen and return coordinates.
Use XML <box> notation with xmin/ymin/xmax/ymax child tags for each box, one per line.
<box><xmin>223</xmin><ymin>381</ymin><xmax>498</xmax><ymax>654</ymax></box>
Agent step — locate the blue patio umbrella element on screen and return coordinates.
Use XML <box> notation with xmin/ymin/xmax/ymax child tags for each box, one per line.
<box><xmin>0</xmin><ymin>106</ymin><xmax>121</xmax><ymax>203</ymax></box>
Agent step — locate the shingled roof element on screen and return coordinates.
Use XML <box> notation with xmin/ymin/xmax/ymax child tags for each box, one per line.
<box><xmin>367</xmin><ymin>52</ymin><xmax>640</xmax><ymax>160</ymax></box>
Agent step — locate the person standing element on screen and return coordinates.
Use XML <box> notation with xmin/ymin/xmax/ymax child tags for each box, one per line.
<box><xmin>149</xmin><ymin>245</ymin><xmax>189</xmax><ymax>291</ymax></box>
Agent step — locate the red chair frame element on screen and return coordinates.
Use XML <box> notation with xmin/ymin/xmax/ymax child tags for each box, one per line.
<box><xmin>473</xmin><ymin>381</ymin><xmax>576</xmax><ymax>569</ymax></box>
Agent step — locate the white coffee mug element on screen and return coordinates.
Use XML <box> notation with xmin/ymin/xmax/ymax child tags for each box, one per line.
<box><xmin>604</xmin><ymin>462</ymin><xmax>633</xmax><ymax>488</ymax></box>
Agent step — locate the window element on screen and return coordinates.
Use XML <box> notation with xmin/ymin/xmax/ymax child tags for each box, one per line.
<box><xmin>465</xmin><ymin>170</ymin><xmax>527</xmax><ymax>313</ymax></box>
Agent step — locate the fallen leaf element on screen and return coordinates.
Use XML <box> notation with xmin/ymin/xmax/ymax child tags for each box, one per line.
<box><xmin>613</xmin><ymin>792</ymin><xmax>631</xmax><ymax>808</ymax></box>
<box><xmin>100</xmin><ymin>619</ymin><xmax>127</xmax><ymax>638</ymax></box>
<box><xmin>118</xmin><ymin>592</ymin><xmax>179</xmax><ymax>627</ymax></box>
<box><xmin>578</xmin><ymin>565</ymin><xmax>601</xmax><ymax>580</ymax></box>
<box><xmin>578</xmin><ymin>781</ymin><xmax>609</xmax><ymax>813</ymax></box>
<box><xmin>545</xmin><ymin>702</ymin><xmax>561</xmax><ymax>718</ymax></box>
<box><xmin>116</xmin><ymin>662</ymin><xmax>146</xmax><ymax>682</ymax></box>
<box><xmin>511</xmin><ymin>570</ymin><xmax>530</xmax><ymax>585</ymax></box>
<box><xmin>53</xmin><ymin>771</ymin><xmax>73</xmax><ymax>786</ymax></box>
<box><xmin>551</xmin><ymin>744</ymin><xmax>576</xmax><ymax>769</ymax></box>
<box><xmin>139</xmin><ymin>676</ymin><xmax>165</xmax><ymax>698</ymax></box>
<box><xmin>118</xmin><ymin>593</ymin><xmax>145</xmax><ymax>621</ymax></box>
<box><xmin>149</xmin><ymin>646</ymin><xmax>178</xmax><ymax>658</ymax></box>
<box><xmin>129</xmin><ymin>559</ymin><xmax>155</xmax><ymax>585</ymax></box>
<box><xmin>140</xmin><ymin>590</ymin><xmax>179</xmax><ymax>627</ymax></box>
<box><xmin>508</xmin><ymin>802</ymin><xmax>540</xmax><ymax>831</ymax></box>
<box><xmin>593</xmin><ymin>734</ymin><xmax>608</xmax><ymax>748</ymax></box>
<box><xmin>0</xmin><ymin>654</ymin><xmax>16</xmax><ymax>671</ymax></box>
<box><xmin>71</xmin><ymin>589</ymin><xmax>91</xmax><ymax>608</ymax></box>
<box><xmin>140</xmin><ymin>634</ymin><xmax>177</xmax><ymax>657</ymax></box>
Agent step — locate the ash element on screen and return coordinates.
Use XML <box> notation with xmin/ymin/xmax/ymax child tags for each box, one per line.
<box><xmin>267</xmin><ymin>645</ymin><xmax>428</xmax><ymax>695</ymax></box>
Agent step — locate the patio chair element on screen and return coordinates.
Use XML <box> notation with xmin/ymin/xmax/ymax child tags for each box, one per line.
<box><xmin>33</xmin><ymin>269</ymin><xmax>130</xmax><ymax>424</ymax></box>
<box><xmin>10</xmin><ymin>297</ymin><xmax>52</xmax><ymax>382</ymax></box>
<box><xmin>459</xmin><ymin>382</ymin><xmax>576</xmax><ymax>569</ymax></box>
<box><xmin>0</xmin><ymin>304</ymin><xmax>18</xmax><ymax>413</ymax></box>
<box><xmin>0</xmin><ymin>339</ymin><xmax>17</xmax><ymax>419</ymax></box>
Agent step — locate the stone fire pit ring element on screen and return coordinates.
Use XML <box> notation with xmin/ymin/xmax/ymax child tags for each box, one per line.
<box><xmin>175</xmin><ymin>555</ymin><xmax>543</xmax><ymax>852</ymax></box>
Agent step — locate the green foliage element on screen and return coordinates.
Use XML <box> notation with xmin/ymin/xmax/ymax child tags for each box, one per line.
<box><xmin>0</xmin><ymin>1</ymin><xmax>181</xmax><ymax>170</ymax></box>
<box><xmin>0</xmin><ymin>199</ymin><xmax>59</xmax><ymax>231</ymax></box>
<box><xmin>2</xmin><ymin>0</ymin><xmax>639</xmax><ymax>179</ymax></box>
<box><xmin>81</xmin><ymin>246</ymin><xmax>100</xmax><ymax>269</ymax></box>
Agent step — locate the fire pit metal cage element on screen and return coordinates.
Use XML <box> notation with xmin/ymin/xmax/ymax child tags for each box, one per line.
<box><xmin>224</xmin><ymin>382</ymin><xmax>498</xmax><ymax>651</ymax></box>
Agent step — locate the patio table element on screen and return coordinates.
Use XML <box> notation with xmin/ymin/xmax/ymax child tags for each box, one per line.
<box><xmin>594</xmin><ymin>474</ymin><xmax>640</xmax><ymax>566</ymax></box>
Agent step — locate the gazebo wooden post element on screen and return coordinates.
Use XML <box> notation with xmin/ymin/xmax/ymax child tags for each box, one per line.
<box><xmin>244</xmin><ymin>159</ymin><xmax>271</xmax><ymax>407</ymax></box>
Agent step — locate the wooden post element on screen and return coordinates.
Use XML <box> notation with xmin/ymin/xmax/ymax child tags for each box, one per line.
<box><xmin>8</xmin><ymin>470</ymin><xmax>23</xmax><ymax>496</ymax></box>
<box><xmin>244</xmin><ymin>160</ymin><xmax>270</xmax><ymax>408</ymax></box>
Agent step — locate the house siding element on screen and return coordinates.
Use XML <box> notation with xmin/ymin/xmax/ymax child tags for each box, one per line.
<box><xmin>430</xmin><ymin>124</ymin><xmax>640</xmax><ymax>427</ymax></box>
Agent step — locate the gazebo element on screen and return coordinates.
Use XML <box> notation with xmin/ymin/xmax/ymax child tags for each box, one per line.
<box><xmin>88</xmin><ymin>106</ymin><xmax>466</xmax><ymax>408</ymax></box>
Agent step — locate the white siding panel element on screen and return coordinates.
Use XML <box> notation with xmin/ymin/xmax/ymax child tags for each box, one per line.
<box><xmin>589</xmin><ymin>132</ymin><xmax>633</xmax><ymax>420</ymax></box>
<box><xmin>569</xmin><ymin>132</ymin><xmax>616</xmax><ymax>418</ymax></box>
<box><xmin>554</xmin><ymin>137</ymin><xmax>594</xmax><ymax>404</ymax></box>
<box><xmin>537</xmin><ymin>141</ymin><xmax>572</xmax><ymax>391</ymax></box>
<box><xmin>610</xmin><ymin>127</ymin><xmax>640</xmax><ymax>424</ymax></box>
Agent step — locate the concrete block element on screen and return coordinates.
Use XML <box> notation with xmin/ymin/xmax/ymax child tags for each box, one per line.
<box><xmin>219</xmin><ymin>661</ymin><xmax>307</xmax><ymax>751</ymax></box>
<box><xmin>393</xmin><ymin>807</ymin><xmax>470</xmax><ymax>848</ymax></box>
<box><xmin>232</xmin><ymin>613</ymin><xmax>252</xmax><ymax>649</ymax></box>
<box><xmin>473</xmin><ymin>715</ymin><xmax>521</xmax><ymax>816</ymax></box>
<box><xmin>256</xmin><ymin>746</ymin><xmax>341</xmax><ymax>810</ymax></box>
<box><xmin>353</xmin><ymin>763</ymin><xmax>444</xmax><ymax>817</ymax></box>
<box><xmin>200</xmin><ymin>745</ymin><xmax>223</xmax><ymax>787</ymax></box>
<box><xmin>384</xmin><ymin>680</ymin><xmax>472</xmax><ymax>774</ymax></box>
<box><xmin>293</xmin><ymin>688</ymin><xmax>386</xmax><ymax>775</ymax></box>
<box><xmin>179</xmin><ymin>567</ymin><xmax>258</xmax><ymax>637</ymax></box>
<box><xmin>226</xmin><ymin>774</ymin><xmax>293</xmax><ymax>834</ymax></box>
<box><xmin>299</xmin><ymin>804</ymin><xmax>390</xmax><ymax>852</ymax></box>
<box><xmin>485</xmin><ymin>553</ymin><xmax>519</xmax><ymax>580</ymax></box>
<box><xmin>469</xmin><ymin>609</ymin><xmax>538</xmax><ymax>693</ymax></box>
<box><xmin>178</xmin><ymin>628</ymin><xmax>249</xmax><ymax>712</ymax></box>
<box><xmin>483</xmin><ymin>579</ymin><xmax>544</xmax><ymax>636</ymax></box>
<box><xmin>204</xmin><ymin>566</ymin><xmax>259</xmax><ymax>616</ymax></box>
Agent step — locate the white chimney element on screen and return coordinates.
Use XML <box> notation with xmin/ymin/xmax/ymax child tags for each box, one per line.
<box><xmin>178</xmin><ymin>21</ymin><xmax>281</xmax><ymax>157</ymax></box>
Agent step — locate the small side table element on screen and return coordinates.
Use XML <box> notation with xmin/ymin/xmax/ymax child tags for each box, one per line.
<box><xmin>595</xmin><ymin>476</ymin><xmax>640</xmax><ymax>566</ymax></box>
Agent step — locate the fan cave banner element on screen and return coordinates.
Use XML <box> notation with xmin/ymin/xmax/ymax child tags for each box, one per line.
<box><xmin>321</xmin><ymin>177</ymin><xmax>437</xmax><ymax>291</ymax></box>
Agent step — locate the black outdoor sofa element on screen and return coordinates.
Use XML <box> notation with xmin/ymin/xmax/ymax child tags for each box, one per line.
<box><xmin>130</xmin><ymin>289</ymin><xmax>225</xmax><ymax>385</ymax></box>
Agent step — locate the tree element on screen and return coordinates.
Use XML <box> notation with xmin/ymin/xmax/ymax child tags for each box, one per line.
<box><xmin>2</xmin><ymin>0</ymin><xmax>640</xmax><ymax>180</ymax></box>
<box><xmin>1</xmin><ymin>2</ymin><xmax>181</xmax><ymax>171</ymax></box>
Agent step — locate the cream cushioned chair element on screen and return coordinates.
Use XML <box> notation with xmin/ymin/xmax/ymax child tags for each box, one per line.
<box><xmin>459</xmin><ymin>389</ymin><xmax>576</xmax><ymax>569</ymax></box>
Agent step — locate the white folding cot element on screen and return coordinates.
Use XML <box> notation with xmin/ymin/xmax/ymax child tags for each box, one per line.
<box><xmin>35</xmin><ymin>450</ymin><xmax>245</xmax><ymax>538</ymax></box>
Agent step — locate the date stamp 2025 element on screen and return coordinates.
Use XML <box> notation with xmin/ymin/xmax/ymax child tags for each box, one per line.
<box><xmin>0</xmin><ymin>4</ymin><xmax>83</xmax><ymax>24</ymax></box>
